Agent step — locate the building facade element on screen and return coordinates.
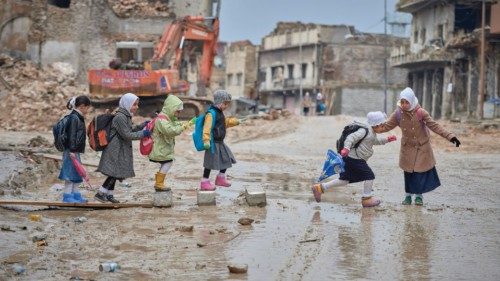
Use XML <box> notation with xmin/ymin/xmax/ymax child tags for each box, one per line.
<box><xmin>225</xmin><ymin>40</ymin><xmax>258</xmax><ymax>99</ymax></box>
<box><xmin>391</xmin><ymin>0</ymin><xmax>500</xmax><ymax>119</ymax></box>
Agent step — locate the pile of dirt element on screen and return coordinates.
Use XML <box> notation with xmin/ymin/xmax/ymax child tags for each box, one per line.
<box><xmin>431</xmin><ymin>120</ymin><xmax>500</xmax><ymax>153</ymax></box>
<box><xmin>0</xmin><ymin>55</ymin><xmax>87</xmax><ymax>131</ymax></box>
<box><xmin>108</xmin><ymin>0</ymin><xmax>174</xmax><ymax>18</ymax></box>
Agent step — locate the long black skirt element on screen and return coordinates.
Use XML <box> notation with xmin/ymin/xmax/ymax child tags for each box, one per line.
<box><xmin>404</xmin><ymin>166</ymin><xmax>441</xmax><ymax>194</ymax></box>
<box><xmin>339</xmin><ymin>157</ymin><xmax>375</xmax><ymax>183</ymax></box>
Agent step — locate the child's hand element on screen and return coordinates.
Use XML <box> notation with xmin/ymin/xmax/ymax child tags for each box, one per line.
<box><xmin>450</xmin><ymin>137</ymin><xmax>461</xmax><ymax>147</ymax></box>
<box><xmin>387</xmin><ymin>135</ymin><xmax>397</xmax><ymax>142</ymax></box>
<box><xmin>340</xmin><ymin>148</ymin><xmax>349</xmax><ymax>157</ymax></box>
<box><xmin>203</xmin><ymin>143</ymin><xmax>210</xmax><ymax>150</ymax></box>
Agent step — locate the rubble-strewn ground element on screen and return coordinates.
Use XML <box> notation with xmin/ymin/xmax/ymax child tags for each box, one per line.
<box><xmin>1</xmin><ymin>114</ymin><xmax>499</xmax><ymax>280</ymax></box>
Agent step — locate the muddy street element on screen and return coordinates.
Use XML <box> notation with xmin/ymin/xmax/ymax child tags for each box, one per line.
<box><xmin>1</xmin><ymin>115</ymin><xmax>499</xmax><ymax>280</ymax></box>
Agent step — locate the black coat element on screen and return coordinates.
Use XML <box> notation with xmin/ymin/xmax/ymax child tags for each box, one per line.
<box><xmin>66</xmin><ymin>110</ymin><xmax>86</xmax><ymax>153</ymax></box>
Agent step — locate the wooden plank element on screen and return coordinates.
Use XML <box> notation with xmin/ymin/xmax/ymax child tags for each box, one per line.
<box><xmin>0</xmin><ymin>200</ymin><xmax>153</xmax><ymax>209</ymax></box>
<box><xmin>34</xmin><ymin>153</ymin><xmax>99</xmax><ymax>167</ymax></box>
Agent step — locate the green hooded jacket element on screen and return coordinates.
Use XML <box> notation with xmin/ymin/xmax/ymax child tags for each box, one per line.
<box><xmin>148</xmin><ymin>95</ymin><xmax>185</xmax><ymax>162</ymax></box>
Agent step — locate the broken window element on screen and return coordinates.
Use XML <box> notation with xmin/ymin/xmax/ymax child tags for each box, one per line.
<box><xmin>236</xmin><ymin>73</ymin><xmax>242</xmax><ymax>86</ymax></box>
<box><xmin>48</xmin><ymin>0</ymin><xmax>71</xmax><ymax>8</ymax></box>
<box><xmin>413</xmin><ymin>30</ymin><xmax>418</xmax><ymax>43</ymax></box>
<box><xmin>420</xmin><ymin>28</ymin><xmax>426</xmax><ymax>44</ymax></box>
<box><xmin>117</xmin><ymin>48</ymin><xmax>137</xmax><ymax>64</ymax></box>
<box><xmin>312</xmin><ymin>62</ymin><xmax>315</xmax><ymax>78</ymax></box>
<box><xmin>454</xmin><ymin>4</ymin><xmax>482</xmax><ymax>33</ymax></box>
<box><xmin>227</xmin><ymin>74</ymin><xmax>233</xmax><ymax>86</ymax></box>
<box><xmin>437</xmin><ymin>24</ymin><xmax>444</xmax><ymax>40</ymax></box>
<box><xmin>287</xmin><ymin>64</ymin><xmax>294</xmax><ymax>79</ymax></box>
<box><xmin>272</xmin><ymin>66</ymin><xmax>284</xmax><ymax>80</ymax></box>
<box><xmin>301</xmin><ymin>63</ymin><xmax>307</xmax><ymax>79</ymax></box>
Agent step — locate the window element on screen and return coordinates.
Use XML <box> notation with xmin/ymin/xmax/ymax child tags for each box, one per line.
<box><xmin>413</xmin><ymin>30</ymin><xmax>419</xmax><ymax>43</ymax></box>
<box><xmin>49</xmin><ymin>0</ymin><xmax>71</xmax><ymax>8</ymax></box>
<box><xmin>236</xmin><ymin>73</ymin><xmax>242</xmax><ymax>86</ymax></box>
<box><xmin>420</xmin><ymin>28</ymin><xmax>426</xmax><ymax>44</ymax></box>
<box><xmin>287</xmin><ymin>64</ymin><xmax>294</xmax><ymax>78</ymax></box>
<box><xmin>301</xmin><ymin>63</ymin><xmax>307</xmax><ymax>79</ymax></box>
<box><xmin>117</xmin><ymin>48</ymin><xmax>137</xmax><ymax>63</ymax></box>
<box><xmin>437</xmin><ymin>24</ymin><xmax>444</xmax><ymax>40</ymax></box>
<box><xmin>227</xmin><ymin>74</ymin><xmax>233</xmax><ymax>86</ymax></box>
<box><xmin>141</xmin><ymin>48</ymin><xmax>154</xmax><ymax>62</ymax></box>
<box><xmin>271</xmin><ymin>66</ymin><xmax>283</xmax><ymax>80</ymax></box>
<box><xmin>312</xmin><ymin>62</ymin><xmax>315</xmax><ymax>78</ymax></box>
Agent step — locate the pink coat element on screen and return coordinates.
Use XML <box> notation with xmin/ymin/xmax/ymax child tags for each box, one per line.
<box><xmin>380</xmin><ymin>106</ymin><xmax>456</xmax><ymax>173</ymax></box>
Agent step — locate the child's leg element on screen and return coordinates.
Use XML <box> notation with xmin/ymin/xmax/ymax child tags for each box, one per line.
<box><xmin>155</xmin><ymin>162</ymin><xmax>172</xmax><ymax>191</ymax></box>
<box><xmin>362</xmin><ymin>180</ymin><xmax>374</xmax><ymax>198</ymax></box>
<box><xmin>322</xmin><ymin>179</ymin><xmax>349</xmax><ymax>191</ymax></box>
<box><xmin>203</xmin><ymin>168</ymin><xmax>211</xmax><ymax>179</ymax></box>
<box><xmin>71</xmin><ymin>182</ymin><xmax>88</xmax><ymax>203</ymax></box>
<box><xmin>62</xmin><ymin>180</ymin><xmax>78</xmax><ymax>202</ymax></box>
<box><xmin>159</xmin><ymin>161</ymin><xmax>173</xmax><ymax>173</ymax></box>
<box><xmin>200</xmin><ymin>168</ymin><xmax>215</xmax><ymax>191</ymax></box>
<box><xmin>64</xmin><ymin>180</ymin><xmax>73</xmax><ymax>194</ymax></box>
<box><xmin>361</xmin><ymin>180</ymin><xmax>381</xmax><ymax>207</ymax></box>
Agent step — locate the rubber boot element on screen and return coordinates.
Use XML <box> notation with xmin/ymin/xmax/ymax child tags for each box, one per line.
<box><xmin>154</xmin><ymin>172</ymin><xmax>169</xmax><ymax>191</ymax></box>
<box><xmin>200</xmin><ymin>179</ymin><xmax>216</xmax><ymax>191</ymax></box>
<box><xmin>72</xmin><ymin>192</ymin><xmax>88</xmax><ymax>203</ymax></box>
<box><xmin>215</xmin><ymin>173</ymin><xmax>231</xmax><ymax>187</ymax></box>
<box><xmin>311</xmin><ymin>183</ymin><xmax>323</xmax><ymax>203</ymax></box>
<box><xmin>62</xmin><ymin>193</ymin><xmax>78</xmax><ymax>203</ymax></box>
<box><xmin>361</xmin><ymin>196</ymin><xmax>381</xmax><ymax>207</ymax></box>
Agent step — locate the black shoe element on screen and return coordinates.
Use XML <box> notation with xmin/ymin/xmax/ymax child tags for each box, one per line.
<box><xmin>106</xmin><ymin>195</ymin><xmax>120</xmax><ymax>204</ymax></box>
<box><xmin>94</xmin><ymin>192</ymin><xmax>108</xmax><ymax>203</ymax></box>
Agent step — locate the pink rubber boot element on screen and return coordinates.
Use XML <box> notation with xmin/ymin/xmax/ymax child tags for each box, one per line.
<box><xmin>200</xmin><ymin>179</ymin><xmax>216</xmax><ymax>191</ymax></box>
<box><xmin>215</xmin><ymin>173</ymin><xmax>231</xmax><ymax>187</ymax></box>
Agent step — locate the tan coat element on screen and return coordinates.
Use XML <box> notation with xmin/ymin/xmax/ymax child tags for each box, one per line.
<box><xmin>379</xmin><ymin>106</ymin><xmax>455</xmax><ymax>173</ymax></box>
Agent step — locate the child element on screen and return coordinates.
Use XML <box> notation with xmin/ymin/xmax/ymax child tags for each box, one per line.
<box><xmin>378</xmin><ymin>87</ymin><xmax>460</xmax><ymax>205</ymax></box>
<box><xmin>58</xmin><ymin>95</ymin><xmax>92</xmax><ymax>203</ymax></box>
<box><xmin>148</xmin><ymin>95</ymin><xmax>194</xmax><ymax>191</ymax></box>
<box><xmin>95</xmin><ymin>93</ymin><xmax>151</xmax><ymax>203</ymax></box>
<box><xmin>311</xmin><ymin>111</ymin><xmax>397</xmax><ymax>207</ymax></box>
<box><xmin>200</xmin><ymin>90</ymin><xmax>240</xmax><ymax>191</ymax></box>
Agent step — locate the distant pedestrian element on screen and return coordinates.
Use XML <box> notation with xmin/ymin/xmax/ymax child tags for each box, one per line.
<box><xmin>302</xmin><ymin>92</ymin><xmax>312</xmax><ymax>116</ymax></box>
<box><xmin>378</xmin><ymin>87</ymin><xmax>461</xmax><ymax>205</ymax></box>
<box><xmin>200</xmin><ymin>90</ymin><xmax>242</xmax><ymax>190</ymax></box>
<box><xmin>311</xmin><ymin>111</ymin><xmax>397</xmax><ymax>207</ymax></box>
<box><xmin>316</xmin><ymin>92</ymin><xmax>325</xmax><ymax>115</ymax></box>
<box><xmin>58</xmin><ymin>95</ymin><xmax>91</xmax><ymax>203</ymax></box>
<box><xmin>95</xmin><ymin>93</ymin><xmax>151</xmax><ymax>203</ymax></box>
<box><xmin>148</xmin><ymin>95</ymin><xmax>194</xmax><ymax>191</ymax></box>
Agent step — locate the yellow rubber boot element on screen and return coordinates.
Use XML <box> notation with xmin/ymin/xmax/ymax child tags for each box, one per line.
<box><xmin>154</xmin><ymin>172</ymin><xmax>168</xmax><ymax>191</ymax></box>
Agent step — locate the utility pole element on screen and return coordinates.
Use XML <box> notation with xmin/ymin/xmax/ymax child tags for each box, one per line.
<box><xmin>477</xmin><ymin>0</ymin><xmax>486</xmax><ymax>119</ymax></box>
<box><xmin>383</xmin><ymin>0</ymin><xmax>388</xmax><ymax>113</ymax></box>
<box><xmin>299</xmin><ymin>30</ymin><xmax>303</xmax><ymax>114</ymax></box>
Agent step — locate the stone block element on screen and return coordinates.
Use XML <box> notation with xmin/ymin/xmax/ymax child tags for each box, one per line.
<box><xmin>197</xmin><ymin>190</ymin><xmax>216</xmax><ymax>206</ymax></box>
<box><xmin>153</xmin><ymin>190</ymin><xmax>172</xmax><ymax>207</ymax></box>
<box><xmin>245</xmin><ymin>187</ymin><xmax>266</xmax><ymax>206</ymax></box>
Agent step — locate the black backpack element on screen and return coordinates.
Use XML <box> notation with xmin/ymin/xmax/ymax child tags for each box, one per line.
<box><xmin>52</xmin><ymin>115</ymin><xmax>72</xmax><ymax>152</ymax></box>
<box><xmin>336</xmin><ymin>124</ymin><xmax>368</xmax><ymax>153</ymax></box>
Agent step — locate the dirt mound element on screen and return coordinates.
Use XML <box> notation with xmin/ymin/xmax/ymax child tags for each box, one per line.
<box><xmin>0</xmin><ymin>55</ymin><xmax>87</xmax><ymax>132</ymax></box>
<box><xmin>108</xmin><ymin>0</ymin><xmax>174</xmax><ymax>18</ymax></box>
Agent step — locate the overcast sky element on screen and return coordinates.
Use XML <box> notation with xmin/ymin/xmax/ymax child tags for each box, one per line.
<box><xmin>219</xmin><ymin>0</ymin><xmax>408</xmax><ymax>44</ymax></box>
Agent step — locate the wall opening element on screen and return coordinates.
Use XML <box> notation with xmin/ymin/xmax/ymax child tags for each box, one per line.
<box><xmin>454</xmin><ymin>4</ymin><xmax>481</xmax><ymax>32</ymax></box>
<box><xmin>48</xmin><ymin>0</ymin><xmax>71</xmax><ymax>8</ymax></box>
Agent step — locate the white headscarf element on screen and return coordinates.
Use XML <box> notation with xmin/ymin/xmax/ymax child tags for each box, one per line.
<box><xmin>399</xmin><ymin>87</ymin><xmax>419</xmax><ymax>111</ymax></box>
<box><xmin>119</xmin><ymin>93</ymin><xmax>139</xmax><ymax>114</ymax></box>
<box><xmin>68</xmin><ymin>97</ymin><xmax>76</xmax><ymax>110</ymax></box>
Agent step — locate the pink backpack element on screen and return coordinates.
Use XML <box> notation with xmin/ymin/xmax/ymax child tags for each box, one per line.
<box><xmin>140</xmin><ymin>114</ymin><xmax>168</xmax><ymax>156</ymax></box>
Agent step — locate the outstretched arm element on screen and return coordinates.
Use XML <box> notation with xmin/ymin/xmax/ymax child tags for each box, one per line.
<box><xmin>379</xmin><ymin>111</ymin><xmax>399</xmax><ymax>133</ymax></box>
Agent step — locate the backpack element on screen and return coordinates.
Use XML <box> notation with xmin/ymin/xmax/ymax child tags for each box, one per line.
<box><xmin>192</xmin><ymin>108</ymin><xmax>217</xmax><ymax>153</ymax></box>
<box><xmin>52</xmin><ymin>115</ymin><xmax>72</xmax><ymax>152</ymax></box>
<box><xmin>336</xmin><ymin>124</ymin><xmax>368</xmax><ymax>153</ymax></box>
<box><xmin>87</xmin><ymin>113</ymin><xmax>115</xmax><ymax>151</ymax></box>
<box><xmin>395</xmin><ymin>107</ymin><xmax>428</xmax><ymax>136</ymax></box>
<box><xmin>139</xmin><ymin>114</ymin><xmax>168</xmax><ymax>156</ymax></box>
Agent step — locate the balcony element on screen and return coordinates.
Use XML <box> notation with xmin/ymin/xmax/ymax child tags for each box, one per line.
<box><xmin>390</xmin><ymin>43</ymin><xmax>454</xmax><ymax>68</ymax></box>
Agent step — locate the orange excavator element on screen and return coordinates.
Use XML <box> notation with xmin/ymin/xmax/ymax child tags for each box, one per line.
<box><xmin>88</xmin><ymin>6</ymin><xmax>220</xmax><ymax>118</ymax></box>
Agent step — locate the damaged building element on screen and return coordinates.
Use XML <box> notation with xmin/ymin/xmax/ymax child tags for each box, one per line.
<box><xmin>0</xmin><ymin>0</ymin><xmax>217</xmax><ymax>87</ymax></box>
<box><xmin>225</xmin><ymin>40</ymin><xmax>258</xmax><ymax>99</ymax></box>
<box><xmin>258</xmin><ymin>22</ymin><xmax>408</xmax><ymax>116</ymax></box>
<box><xmin>391</xmin><ymin>0</ymin><xmax>500</xmax><ymax>119</ymax></box>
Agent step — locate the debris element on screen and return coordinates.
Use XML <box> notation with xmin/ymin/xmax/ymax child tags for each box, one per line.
<box><xmin>227</xmin><ymin>263</ymin><xmax>248</xmax><ymax>274</ymax></box>
<box><xmin>27</xmin><ymin>136</ymin><xmax>51</xmax><ymax>148</ymax></box>
<box><xmin>196</xmin><ymin>242</ymin><xmax>207</xmax><ymax>248</ymax></box>
<box><xmin>36</xmin><ymin>240</ymin><xmax>48</xmax><ymax>247</ymax></box>
<box><xmin>237</xmin><ymin>217</ymin><xmax>254</xmax><ymax>226</ymax></box>
<box><xmin>195</xmin><ymin>263</ymin><xmax>206</xmax><ymax>270</ymax></box>
<box><xmin>298</xmin><ymin>238</ymin><xmax>319</xmax><ymax>243</ymax></box>
<box><xmin>29</xmin><ymin>214</ymin><xmax>42</xmax><ymax>222</ymax></box>
<box><xmin>176</xmin><ymin>225</ymin><xmax>194</xmax><ymax>232</ymax></box>
<box><xmin>74</xmin><ymin>217</ymin><xmax>88</xmax><ymax>223</ymax></box>
<box><xmin>1</xmin><ymin>224</ymin><xmax>14</xmax><ymax>232</ymax></box>
<box><xmin>99</xmin><ymin>262</ymin><xmax>120</xmax><ymax>272</ymax></box>
<box><xmin>12</xmin><ymin>264</ymin><xmax>25</xmax><ymax>275</ymax></box>
<box><xmin>32</xmin><ymin>233</ymin><xmax>47</xmax><ymax>242</ymax></box>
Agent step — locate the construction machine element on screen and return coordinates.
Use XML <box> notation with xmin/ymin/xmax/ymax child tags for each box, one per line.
<box><xmin>87</xmin><ymin>4</ymin><xmax>220</xmax><ymax>118</ymax></box>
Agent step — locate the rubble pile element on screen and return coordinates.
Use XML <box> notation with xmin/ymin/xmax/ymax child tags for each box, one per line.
<box><xmin>108</xmin><ymin>0</ymin><xmax>173</xmax><ymax>18</ymax></box>
<box><xmin>0</xmin><ymin>54</ymin><xmax>87</xmax><ymax>131</ymax></box>
<box><xmin>446</xmin><ymin>30</ymin><xmax>479</xmax><ymax>49</ymax></box>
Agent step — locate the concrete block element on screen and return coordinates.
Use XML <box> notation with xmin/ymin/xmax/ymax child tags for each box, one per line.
<box><xmin>245</xmin><ymin>187</ymin><xmax>266</xmax><ymax>207</ymax></box>
<box><xmin>153</xmin><ymin>190</ymin><xmax>172</xmax><ymax>207</ymax></box>
<box><xmin>197</xmin><ymin>190</ymin><xmax>216</xmax><ymax>206</ymax></box>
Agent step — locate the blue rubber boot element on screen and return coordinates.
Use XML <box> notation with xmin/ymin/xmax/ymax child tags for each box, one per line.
<box><xmin>62</xmin><ymin>193</ymin><xmax>78</xmax><ymax>203</ymax></box>
<box><xmin>72</xmin><ymin>192</ymin><xmax>88</xmax><ymax>203</ymax></box>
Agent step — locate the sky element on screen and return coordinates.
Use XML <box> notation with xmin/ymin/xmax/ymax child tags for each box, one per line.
<box><xmin>219</xmin><ymin>0</ymin><xmax>408</xmax><ymax>44</ymax></box>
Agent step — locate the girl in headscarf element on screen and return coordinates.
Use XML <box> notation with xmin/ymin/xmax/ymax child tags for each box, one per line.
<box><xmin>58</xmin><ymin>95</ymin><xmax>91</xmax><ymax>203</ymax></box>
<box><xmin>95</xmin><ymin>93</ymin><xmax>151</xmax><ymax>203</ymax></box>
<box><xmin>378</xmin><ymin>87</ymin><xmax>461</xmax><ymax>205</ymax></box>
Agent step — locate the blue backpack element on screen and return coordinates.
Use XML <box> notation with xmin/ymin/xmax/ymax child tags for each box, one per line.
<box><xmin>52</xmin><ymin>114</ymin><xmax>72</xmax><ymax>152</ymax></box>
<box><xmin>192</xmin><ymin>108</ymin><xmax>216</xmax><ymax>153</ymax></box>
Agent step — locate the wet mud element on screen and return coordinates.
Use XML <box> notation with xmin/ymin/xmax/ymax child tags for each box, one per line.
<box><xmin>0</xmin><ymin>116</ymin><xmax>499</xmax><ymax>280</ymax></box>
